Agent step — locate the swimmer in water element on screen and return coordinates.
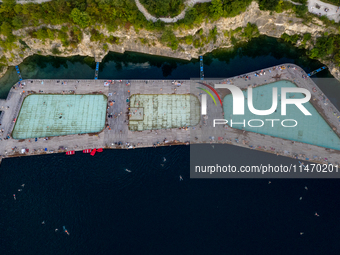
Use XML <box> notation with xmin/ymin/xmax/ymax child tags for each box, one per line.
<box><xmin>63</xmin><ymin>226</ymin><xmax>70</xmax><ymax>235</ymax></box>
<box><xmin>163</xmin><ymin>157</ymin><xmax>166</xmax><ymax>162</ymax></box>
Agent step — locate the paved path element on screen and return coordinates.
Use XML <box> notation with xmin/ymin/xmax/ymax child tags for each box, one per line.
<box><xmin>308</xmin><ymin>0</ymin><xmax>340</xmax><ymax>22</ymax></box>
<box><xmin>136</xmin><ymin>0</ymin><xmax>339</xmax><ymax>23</ymax></box>
<box><xmin>135</xmin><ymin>0</ymin><xmax>212</xmax><ymax>23</ymax></box>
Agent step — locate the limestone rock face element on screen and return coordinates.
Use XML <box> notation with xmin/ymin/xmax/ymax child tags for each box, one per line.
<box><xmin>1</xmin><ymin>1</ymin><xmax>339</xmax><ymax>80</ymax></box>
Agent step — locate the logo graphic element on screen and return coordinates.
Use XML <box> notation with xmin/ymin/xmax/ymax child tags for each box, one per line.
<box><xmin>197</xmin><ymin>82</ymin><xmax>223</xmax><ymax>115</ymax></box>
<box><xmin>199</xmin><ymin>84</ymin><xmax>312</xmax><ymax>128</ymax></box>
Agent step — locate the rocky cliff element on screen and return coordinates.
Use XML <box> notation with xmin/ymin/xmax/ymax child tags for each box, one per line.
<box><xmin>2</xmin><ymin>1</ymin><xmax>339</xmax><ymax>79</ymax></box>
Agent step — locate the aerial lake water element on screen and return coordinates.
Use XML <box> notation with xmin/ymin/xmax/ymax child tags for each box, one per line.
<box><xmin>1</xmin><ymin>36</ymin><xmax>340</xmax><ymax>255</ymax></box>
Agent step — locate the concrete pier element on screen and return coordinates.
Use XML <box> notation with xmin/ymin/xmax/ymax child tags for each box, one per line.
<box><xmin>0</xmin><ymin>63</ymin><xmax>339</xmax><ymax>165</ymax></box>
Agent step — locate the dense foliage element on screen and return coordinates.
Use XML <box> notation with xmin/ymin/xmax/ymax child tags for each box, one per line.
<box><xmin>0</xmin><ymin>0</ymin><xmax>149</xmax><ymax>32</ymax></box>
<box><xmin>258</xmin><ymin>0</ymin><xmax>308</xmax><ymax>16</ymax></box>
<box><xmin>320</xmin><ymin>0</ymin><xmax>340</xmax><ymax>5</ymax></box>
<box><xmin>309</xmin><ymin>34</ymin><xmax>340</xmax><ymax>64</ymax></box>
<box><xmin>281</xmin><ymin>32</ymin><xmax>340</xmax><ymax>66</ymax></box>
<box><xmin>139</xmin><ymin>0</ymin><xmax>185</xmax><ymax>18</ymax></box>
<box><xmin>0</xmin><ymin>0</ymin><xmax>338</xmax><ymax>70</ymax></box>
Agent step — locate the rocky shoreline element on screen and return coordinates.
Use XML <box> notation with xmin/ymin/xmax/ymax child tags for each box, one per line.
<box><xmin>1</xmin><ymin>2</ymin><xmax>339</xmax><ymax>80</ymax></box>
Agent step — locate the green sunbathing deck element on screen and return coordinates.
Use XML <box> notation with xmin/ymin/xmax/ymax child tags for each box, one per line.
<box><xmin>129</xmin><ymin>94</ymin><xmax>200</xmax><ymax>131</ymax></box>
<box><xmin>12</xmin><ymin>94</ymin><xmax>107</xmax><ymax>139</ymax></box>
<box><xmin>223</xmin><ymin>80</ymin><xmax>340</xmax><ymax>150</ymax></box>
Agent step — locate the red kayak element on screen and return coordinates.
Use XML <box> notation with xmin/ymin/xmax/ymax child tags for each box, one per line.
<box><xmin>90</xmin><ymin>148</ymin><xmax>97</xmax><ymax>156</ymax></box>
<box><xmin>66</xmin><ymin>150</ymin><xmax>75</xmax><ymax>155</ymax></box>
<box><xmin>97</xmin><ymin>148</ymin><xmax>103</xmax><ymax>152</ymax></box>
<box><xmin>83</xmin><ymin>149</ymin><xmax>92</xmax><ymax>153</ymax></box>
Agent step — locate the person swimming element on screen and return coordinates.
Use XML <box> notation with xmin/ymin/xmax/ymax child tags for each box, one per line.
<box><xmin>179</xmin><ymin>175</ymin><xmax>183</xmax><ymax>181</ymax></box>
<box><xmin>63</xmin><ymin>226</ymin><xmax>70</xmax><ymax>235</ymax></box>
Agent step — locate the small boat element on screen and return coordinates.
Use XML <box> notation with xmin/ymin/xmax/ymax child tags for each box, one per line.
<box><xmin>90</xmin><ymin>148</ymin><xmax>97</xmax><ymax>156</ymax></box>
<box><xmin>125</xmin><ymin>169</ymin><xmax>131</xmax><ymax>172</ymax></box>
<box><xmin>97</xmin><ymin>148</ymin><xmax>103</xmax><ymax>152</ymax></box>
<box><xmin>66</xmin><ymin>150</ymin><xmax>75</xmax><ymax>155</ymax></box>
<box><xmin>83</xmin><ymin>149</ymin><xmax>91</xmax><ymax>153</ymax></box>
<box><xmin>63</xmin><ymin>226</ymin><xmax>70</xmax><ymax>235</ymax></box>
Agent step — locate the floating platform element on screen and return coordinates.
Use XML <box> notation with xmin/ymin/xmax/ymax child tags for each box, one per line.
<box><xmin>307</xmin><ymin>66</ymin><xmax>327</xmax><ymax>76</ymax></box>
<box><xmin>94</xmin><ymin>62</ymin><xmax>99</xmax><ymax>80</ymax></box>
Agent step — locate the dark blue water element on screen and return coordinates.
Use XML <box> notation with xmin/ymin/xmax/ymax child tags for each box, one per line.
<box><xmin>1</xmin><ymin>36</ymin><xmax>340</xmax><ymax>255</ymax></box>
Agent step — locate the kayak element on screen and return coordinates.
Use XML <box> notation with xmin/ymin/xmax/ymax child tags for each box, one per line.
<box><xmin>97</xmin><ymin>148</ymin><xmax>103</xmax><ymax>152</ymax></box>
<box><xmin>90</xmin><ymin>148</ymin><xmax>97</xmax><ymax>156</ymax></box>
<box><xmin>66</xmin><ymin>150</ymin><xmax>75</xmax><ymax>155</ymax></box>
<box><xmin>83</xmin><ymin>149</ymin><xmax>91</xmax><ymax>153</ymax></box>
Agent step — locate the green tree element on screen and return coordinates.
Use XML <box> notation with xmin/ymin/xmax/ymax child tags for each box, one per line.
<box><xmin>209</xmin><ymin>0</ymin><xmax>223</xmax><ymax>19</ymax></box>
<box><xmin>12</xmin><ymin>16</ymin><xmax>23</xmax><ymax>29</ymax></box>
<box><xmin>185</xmin><ymin>35</ymin><xmax>193</xmax><ymax>45</ymax></box>
<box><xmin>242</xmin><ymin>22</ymin><xmax>259</xmax><ymax>39</ymax></box>
<box><xmin>160</xmin><ymin>27</ymin><xmax>179</xmax><ymax>50</ymax></box>
<box><xmin>70</xmin><ymin>8</ymin><xmax>90</xmax><ymax>28</ymax></box>
<box><xmin>47</xmin><ymin>29</ymin><xmax>55</xmax><ymax>40</ymax></box>
<box><xmin>1</xmin><ymin>22</ymin><xmax>13</xmax><ymax>37</ymax></box>
<box><xmin>35</xmin><ymin>28</ymin><xmax>49</xmax><ymax>41</ymax></box>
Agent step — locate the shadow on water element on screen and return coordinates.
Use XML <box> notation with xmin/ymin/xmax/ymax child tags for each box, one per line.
<box><xmin>0</xmin><ymin>35</ymin><xmax>339</xmax><ymax>101</ymax></box>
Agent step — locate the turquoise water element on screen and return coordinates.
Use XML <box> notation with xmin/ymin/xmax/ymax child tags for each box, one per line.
<box><xmin>12</xmin><ymin>94</ymin><xmax>107</xmax><ymax>139</ymax></box>
<box><xmin>223</xmin><ymin>80</ymin><xmax>340</xmax><ymax>150</ymax></box>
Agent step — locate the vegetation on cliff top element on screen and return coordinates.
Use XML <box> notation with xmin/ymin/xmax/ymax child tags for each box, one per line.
<box><xmin>0</xmin><ymin>0</ymin><xmax>339</xmax><ymax>69</ymax></box>
<box><xmin>281</xmin><ymin>32</ymin><xmax>340</xmax><ymax>66</ymax></box>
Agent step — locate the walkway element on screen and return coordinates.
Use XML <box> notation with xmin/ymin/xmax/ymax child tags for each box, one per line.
<box><xmin>308</xmin><ymin>0</ymin><xmax>340</xmax><ymax>22</ymax></box>
<box><xmin>135</xmin><ymin>0</ymin><xmax>212</xmax><ymax>23</ymax></box>
<box><xmin>136</xmin><ymin>0</ymin><xmax>340</xmax><ymax>23</ymax></box>
<box><xmin>1</xmin><ymin>64</ymin><xmax>340</xmax><ymax>165</ymax></box>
